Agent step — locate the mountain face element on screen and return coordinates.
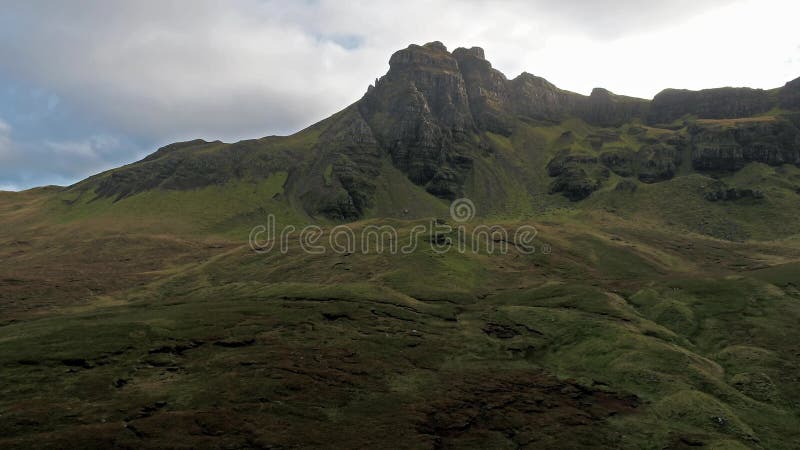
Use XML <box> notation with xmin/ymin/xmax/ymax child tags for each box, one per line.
<box><xmin>648</xmin><ymin>87</ymin><xmax>775</xmax><ymax>124</ymax></box>
<box><xmin>5</xmin><ymin>42</ymin><xmax>800</xmax><ymax>449</ymax></box>
<box><xmin>354</xmin><ymin>42</ymin><xmax>650</xmax><ymax>202</ymax></box>
<box><xmin>68</xmin><ymin>41</ymin><xmax>800</xmax><ymax>238</ymax></box>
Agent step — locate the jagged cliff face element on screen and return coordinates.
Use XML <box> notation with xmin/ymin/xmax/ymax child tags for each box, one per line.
<box><xmin>72</xmin><ymin>41</ymin><xmax>800</xmax><ymax>221</ymax></box>
<box><xmin>689</xmin><ymin>118</ymin><xmax>800</xmax><ymax>171</ymax></box>
<box><xmin>357</xmin><ymin>42</ymin><xmax>475</xmax><ymax>200</ymax></box>
<box><xmin>354</xmin><ymin>41</ymin><xmax>653</xmax><ymax>202</ymax></box>
<box><xmin>648</xmin><ymin>87</ymin><xmax>775</xmax><ymax>124</ymax></box>
<box><xmin>780</xmin><ymin>77</ymin><xmax>800</xmax><ymax>110</ymax></box>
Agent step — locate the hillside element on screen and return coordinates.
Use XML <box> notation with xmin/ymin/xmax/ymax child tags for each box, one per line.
<box><xmin>2</xmin><ymin>42</ymin><xmax>800</xmax><ymax>449</ymax></box>
<box><xmin>36</xmin><ymin>41</ymin><xmax>799</xmax><ymax>242</ymax></box>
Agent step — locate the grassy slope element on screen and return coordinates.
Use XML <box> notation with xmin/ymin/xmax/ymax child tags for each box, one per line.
<box><xmin>2</xmin><ymin>114</ymin><xmax>800</xmax><ymax>448</ymax></box>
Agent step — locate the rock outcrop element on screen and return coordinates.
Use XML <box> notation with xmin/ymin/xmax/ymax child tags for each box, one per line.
<box><xmin>579</xmin><ymin>88</ymin><xmax>650</xmax><ymax>127</ymax></box>
<box><xmin>689</xmin><ymin>118</ymin><xmax>800</xmax><ymax>171</ymax></box>
<box><xmin>599</xmin><ymin>142</ymin><xmax>682</xmax><ymax>183</ymax></box>
<box><xmin>637</xmin><ymin>142</ymin><xmax>683</xmax><ymax>183</ymax></box>
<box><xmin>780</xmin><ymin>76</ymin><xmax>800</xmax><ymax>110</ymax></box>
<box><xmin>358</xmin><ymin>42</ymin><xmax>475</xmax><ymax>200</ymax></box>
<box><xmin>452</xmin><ymin>46</ymin><xmax>514</xmax><ymax>134</ymax></box>
<box><xmin>546</xmin><ymin>149</ymin><xmax>608</xmax><ymax>201</ymax></box>
<box><xmin>649</xmin><ymin>87</ymin><xmax>774</xmax><ymax>124</ymax></box>
<box><xmin>703</xmin><ymin>181</ymin><xmax>764</xmax><ymax>201</ymax></box>
<box><xmin>549</xmin><ymin>166</ymin><xmax>602</xmax><ymax>201</ymax></box>
<box><xmin>305</xmin><ymin>108</ymin><xmax>383</xmax><ymax>220</ymax></box>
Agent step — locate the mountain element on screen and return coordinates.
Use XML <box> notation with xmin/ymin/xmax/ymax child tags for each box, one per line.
<box><xmin>2</xmin><ymin>42</ymin><xmax>800</xmax><ymax>449</ymax></box>
<box><xmin>57</xmin><ymin>41</ymin><xmax>800</xmax><ymax>241</ymax></box>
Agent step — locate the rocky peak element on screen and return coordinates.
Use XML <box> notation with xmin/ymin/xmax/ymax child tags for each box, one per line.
<box><xmin>582</xmin><ymin>88</ymin><xmax>650</xmax><ymax>127</ymax></box>
<box><xmin>358</xmin><ymin>41</ymin><xmax>658</xmax><ymax>200</ymax></box>
<box><xmin>386</xmin><ymin>42</ymin><xmax>458</xmax><ymax>75</ymax></box>
<box><xmin>453</xmin><ymin>46</ymin><xmax>486</xmax><ymax>60</ymax></box>
<box><xmin>590</xmin><ymin>88</ymin><xmax>613</xmax><ymax>98</ymax></box>
<box><xmin>509</xmin><ymin>72</ymin><xmax>580</xmax><ymax>123</ymax></box>
<box><xmin>358</xmin><ymin>42</ymin><xmax>475</xmax><ymax>199</ymax></box>
<box><xmin>379</xmin><ymin>42</ymin><xmax>471</xmax><ymax>127</ymax></box>
<box><xmin>423</xmin><ymin>40</ymin><xmax>448</xmax><ymax>52</ymax></box>
<box><xmin>513</xmin><ymin>72</ymin><xmax>560</xmax><ymax>91</ymax></box>
<box><xmin>452</xmin><ymin>46</ymin><xmax>493</xmax><ymax>73</ymax></box>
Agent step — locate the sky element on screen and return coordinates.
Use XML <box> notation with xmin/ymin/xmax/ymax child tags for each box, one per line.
<box><xmin>1</xmin><ymin>0</ymin><xmax>798</xmax><ymax>191</ymax></box>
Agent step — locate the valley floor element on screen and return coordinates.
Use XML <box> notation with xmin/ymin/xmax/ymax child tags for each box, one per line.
<box><xmin>2</xmin><ymin>199</ymin><xmax>800</xmax><ymax>449</ymax></box>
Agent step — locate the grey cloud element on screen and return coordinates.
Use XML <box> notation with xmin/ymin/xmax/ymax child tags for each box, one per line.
<box><xmin>0</xmin><ymin>134</ymin><xmax>141</xmax><ymax>189</ymax></box>
<box><xmin>0</xmin><ymin>119</ymin><xmax>11</xmax><ymax>153</ymax></box>
<box><xmin>0</xmin><ymin>119</ymin><xmax>14</xmax><ymax>181</ymax></box>
<box><xmin>0</xmin><ymin>0</ymin><xmax>738</xmax><ymax>142</ymax></box>
<box><xmin>0</xmin><ymin>1</ymin><xmax>383</xmax><ymax>141</ymax></box>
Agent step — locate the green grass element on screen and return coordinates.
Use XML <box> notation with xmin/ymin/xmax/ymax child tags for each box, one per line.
<box><xmin>39</xmin><ymin>171</ymin><xmax>307</xmax><ymax>237</ymax></box>
<box><xmin>2</xmin><ymin>110</ymin><xmax>800</xmax><ymax>447</ymax></box>
<box><xmin>2</xmin><ymin>209</ymin><xmax>800</xmax><ymax>447</ymax></box>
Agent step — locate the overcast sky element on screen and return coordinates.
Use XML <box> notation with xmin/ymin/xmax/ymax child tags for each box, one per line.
<box><xmin>1</xmin><ymin>0</ymin><xmax>798</xmax><ymax>191</ymax></box>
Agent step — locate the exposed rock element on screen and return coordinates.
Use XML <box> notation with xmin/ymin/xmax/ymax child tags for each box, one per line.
<box><xmin>587</xmin><ymin>129</ymin><xmax>621</xmax><ymax>150</ymax></box>
<box><xmin>148</xmin><ymin>340</ymin><xmax>204</xmax><ymax>356</ymax></box>
<box><xmin>358</xmin><ymin>42</ymin><xmax>474</xmax><ymax>199</ymax></box>
<box><xmin>703</xmin><ymin>181</ymin><xmax>764</xmax><ymax>201</ymax></box>
<box><xmin>482</xmin><ymin>322</ymin><xmax>520</xmax><ymax>339</ymax></box>
<box><xmin>455</xmin><ymin>50</ymin><xmax>648</xmax><ymax>130</ymax></box>
<box><xmin>598</xmin><ymin>138</ymin><xmax>682</xmax><ymax>183</ymax></box>
<box><xmin>61</xmin><ymin>358</ymin><xmax>92</xmax><ymax>369</ymax></box>
<box><xmin>730</xmin><ymin>372</ymin><xmax>778</xmax><ymax>402</ymax></box>
<box><xmin>213</xmin><ymin>338</ymin><xmax>256</xmax><ymax>348</ymax></box>
<box><xmin>649</xmin><ymin>87</ymin><xmax>774</xmax><ymax>124</ymax></box>
<box><xmin>600</xmin><ymin>148</ymin><xmax>637</xmax><ymax>177</ymax></box>
<box><xmin>547</xmin><ymin>149</ymin><xmax>598</xmax><ymax>177</ymax></box>
<box><xmin>425</xmin><ymin>165</ymin><xmax>468</xmax><ymax>200</ymax></box>
<box><xmin>549</xmin><ymin>167</ymin><xmax>600</xmax><ymax>201</ymax></box>
<box><xmin>452</xmin><ymin>46</ymin><xmax>514</xmax><ymax>134</ymax></box>
<box><xmin>580</xmin><ymin>88</ymin><xmax>650</xmax><ymax>127</ymax></box>
<box><xmin>293</xmin><ymin>106</ymin><xmax>383</xmax><ymax>220</ymax></box>
<box><xmin>637</xmin><ymin>143</ymin><xmax>681</xmax><ymax>183</ymax></box>
<box><xmin>779</xmin><ymin>76</ymin><xmax>800</xmax><ymax>110</ymax></box>
<box><xmin>422</xmin><ymin>40</ymin><xmax>448</xmax><ymax>53</ymax></box>
<box><xmin>510</xmin><ymin>73</ymin><xmax>580</xmax><ymax>123</ymax></box>
<box><xmin>690</xmin><ymin>118</ymin><xmax>800</xmax><ymax>171</ymax></box>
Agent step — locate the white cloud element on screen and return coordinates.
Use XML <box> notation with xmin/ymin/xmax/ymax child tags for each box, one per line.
<box><xmin>518</xmin><ymin>0</ymin><xmax>800</xmax><ymax>97</ymax></box>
